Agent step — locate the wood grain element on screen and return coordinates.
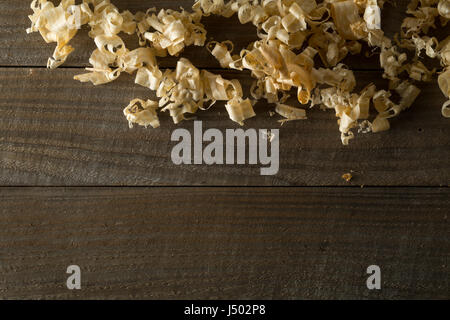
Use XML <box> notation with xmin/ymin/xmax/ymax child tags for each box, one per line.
<box><xmin>1</xmin><ymin>0</ymin><xmax>441</xmax><ymax>69</ymax></box>
<box><xmin>0</xmin><ymin>67</ymin><xmax>448</xmax><ymax>186</ymax></box>
<box><xmin>0</xmin><ymin>187</ymin><xmax>448</xmax><ymax>299</ymax></box>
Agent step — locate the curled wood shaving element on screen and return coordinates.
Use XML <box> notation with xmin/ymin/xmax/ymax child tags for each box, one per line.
<box><xmin>124</xmin><ymin>98</ymin><xmax>160</xmax><ymax>128</ymax></box>
<box><xmin>144</xmin><ymin>8</ymin><xmax>206</xmax><ymax>56</ymax></box>
<box><xmin>439</xmin><ymin>0</ymin><xmax>450</xmax><ymax>19</ymax></box>
<box><xmin>226</xmin><ymin>97</ymin><xmax>256</xmax><ymax>125</ymax></box>
<box><xmin>27</xmin><ymin>0</ymin><xmax>79</xmax><ymax>69</ymax></box>
<box><xmin>275</xmin><ymin>103</ymin><xmax>307</xmax><ymax>123</ymax></box>
<box><xmin>27</xmin><ymin>0</ymin><xmax>449</xmax><ymax>145</ymax></box>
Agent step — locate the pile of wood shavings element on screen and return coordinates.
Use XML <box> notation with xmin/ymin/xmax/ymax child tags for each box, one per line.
<box><xmin>27</xmin><ymin>0</ymin><xmax>449</xmax><ymax>145</ymax></box>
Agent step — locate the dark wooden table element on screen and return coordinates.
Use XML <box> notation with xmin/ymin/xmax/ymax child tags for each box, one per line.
<box><xmin>0</xmin><ymin>1</ymin><xmax>448</xmax><ymax>299</ymax></box>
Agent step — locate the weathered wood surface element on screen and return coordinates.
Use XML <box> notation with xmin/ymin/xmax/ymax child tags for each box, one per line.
<box><xmin>0</xmin><ymin>0</ymin><xmax>432</xmax><ymax>69</ymax></box>
<box><xmin>0</xmin><ymin>68</ymin><xmax>448</xmax><ymax>186</ymax></box>
<box><xmin>0</xmin><ymin>187</ymin><xmax>448</xmax><ymax>299</ymax></box>
<box><xmin>0</xmin><ymin>0</ymin><xmax>449</xmax><ymax>301</ymax></box>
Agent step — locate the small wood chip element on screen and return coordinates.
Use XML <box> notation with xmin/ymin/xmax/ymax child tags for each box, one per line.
<box><xmin>342</xmin><ymin>173</ymin><xmax>353</xmax><ymax>182</ymax></box>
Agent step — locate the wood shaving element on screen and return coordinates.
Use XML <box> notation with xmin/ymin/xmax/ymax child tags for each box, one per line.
<box><xmin>342</xmin><ymin>172</ymin><xmax>353</xmax><ymax>182</ymax></box>
<box><xmin>275</xmin><ymin>103</ymin><xmax>307</xmax><ymax>122</ymax></box>
<box><xmin>27</xmin><ymin>0</ymin><xmax>450</xmax><ymax>143</ymax></box>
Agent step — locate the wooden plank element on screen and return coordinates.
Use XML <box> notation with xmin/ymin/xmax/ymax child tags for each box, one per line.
<box><xmin>0</xmin><ymin>67</ymin><xmax>449</xmax><ymax>186</ymax></box>
<box><xmin>0</xmin><ymin>186</ymin><xmax>448</xmax><ymax>299</ymax></box>
<box><xmin>0</xmin><ymin>0</ymin><xmax>433</xmax><ymax>69</ymax></box>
